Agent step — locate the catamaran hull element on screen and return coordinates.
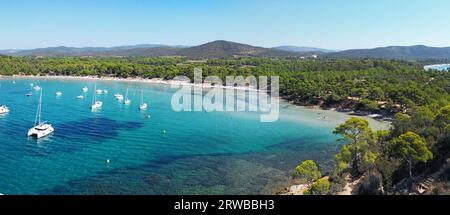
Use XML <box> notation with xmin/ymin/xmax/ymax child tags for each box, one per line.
<box><xmin>27</xmin><ymin>127</ymin><xmax>55</xmax><ymax>139</ymax></box>
<box><xmin>140</xmin><ymin>104</ymin><xmax>148</xmax><ymax>110</ymax></box>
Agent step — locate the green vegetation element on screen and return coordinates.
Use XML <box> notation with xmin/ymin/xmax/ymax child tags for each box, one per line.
<box><xmin>294</xmin><ymin>160</ymin><xmax>322</xmax><ymax>182</ymax></box>
<box><xmin>1</xmin><ymin>56</ymin><xmax>449</xmax><ymax>117</ymax></box>
<box><xmin>333</xmin><ymin>117</ymin><xmax>376</xmax><ymax>176</ymax></box>
<box><xmin>298</xmin><ymin>103</ymin><xmax>449</xmax><ymax>194</ymax></box>
<box><xmin>389</xmin><ymin>132</ymin><xmax>433</xmax><ymax>180</ymax></box>
<box><xmin>304</xmin><ymin>178</ymin><xmax>331</xmax><ymax>195</ymax></box>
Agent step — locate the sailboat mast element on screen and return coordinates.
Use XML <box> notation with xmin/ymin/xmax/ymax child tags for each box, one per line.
<box><xmin>34</xmin><ymin>89</ymin><xmax>42</xmax><ymax>126</ymax></box>
<box><xmin>92</xmin><ymin>84</ymin><xmax>96</xmax><ymax>105</ymax></box>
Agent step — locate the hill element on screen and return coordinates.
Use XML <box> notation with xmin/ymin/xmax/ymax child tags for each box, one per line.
<box><xmin>273</xmin><ymin>45</ymin><xmax>336</xmax><ymax>53</ymax></box>
<box><xmin>326</xmin><ymin>45</ymin><xmax>450</xmax><ymax>59</ymax></box>
<box><xmin>1</xmin><ymin>41</ymin><xmax>305</xmax><ymax>58</ymax></box>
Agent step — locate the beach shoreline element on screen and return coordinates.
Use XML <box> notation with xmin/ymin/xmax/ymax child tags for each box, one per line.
<box><xmin>3</xmin><ymin>74</ymin><xmax>261</xmax><ymax>92</ymax></box>
<box><xmin>1</xmin><ymin>74</ymin><xmax>391</xmax><ymax>130</ymax></box>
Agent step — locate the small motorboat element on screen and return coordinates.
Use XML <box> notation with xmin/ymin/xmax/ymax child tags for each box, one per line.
<box><xmin>96</xmin><ymin>89</ymin><xmax>103</xmax><ymax>94</ymax></box>
<box><xmin>82</xmin><ymin>87</ymin><xmax>88</xmax><ymax>92</ymax></box>
<box><xmin>56</xmin><ymin>91</ymin><xmax>63</xmax><ymax>96</ymax></box>
<box><xmin>103</xmin><ymin>90</ymin><xmax>108</xmax><ymax>94</ymax></box>
<box><xmin>114</xmin><ymin>93</ymin><xmax>124</xmax><ymax>100</ymax></box>
<box><xmin>76</xmin><ymin>95</ymin><xmax>84</xmax><ymax>99</ymax></box>
<box><xmin>26</xmin><ymin>93</ymin><xmax>33</xmax><ymax>97</ymax></box>
<box><xmin>33</xmin><ymin>86</ymin><xmax>41</xmax><ymax>91</ymax></box>
<box><xmin>0</xmin><ymin>105</ymin><xmax>9</xmax><ymax>114</ymax></box>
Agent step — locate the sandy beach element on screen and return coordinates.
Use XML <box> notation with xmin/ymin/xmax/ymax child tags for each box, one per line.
<box><xmin>5</xmin><ymin>75</ymin><xmax>260</xmax><ymax>92</ymax></box>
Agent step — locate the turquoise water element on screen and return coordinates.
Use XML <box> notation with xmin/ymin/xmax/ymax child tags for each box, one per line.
<box><xmin>0</xmin><ymin>77</ymin><xmax>384</xmax><ymax>195</ymax></box>
<box><xmin>424</xmin><ymin>64</ymin><xmax>450</xmax><ymax>71</ymax></box>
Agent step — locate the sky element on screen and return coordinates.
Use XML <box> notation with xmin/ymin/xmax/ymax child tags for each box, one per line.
<box><xmin>1</xmin><ymin>0</ymin><xmax>450</xmax><ymax>50</ymax></box>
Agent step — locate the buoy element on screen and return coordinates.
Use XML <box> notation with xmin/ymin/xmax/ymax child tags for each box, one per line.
<box><xmin>162</xmin><ymin>130</ymin><xmax>167</xmax><ymax>134</ymax></box>
<box><xmin>106</xmin><ymin>159</ymin><xmax>110</xmax><ymax>164</ymax></box>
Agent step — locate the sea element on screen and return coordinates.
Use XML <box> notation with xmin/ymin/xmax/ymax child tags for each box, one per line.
<box><xmin>0</xmin><ymin>77</ymin><xmax>388</xmax><ymax>194</ymax></box>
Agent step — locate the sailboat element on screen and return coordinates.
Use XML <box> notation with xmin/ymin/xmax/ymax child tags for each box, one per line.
<box><xmin>91</xmin><ymin>85</ymin><xmax>103</xmax><ymax>110</ymax></box>
<box><xmin>124</xmin><ymin>88</ymin><xmax>131</xmax><ymax>105</ymax></box>
<box><xmin>28</xmin><ymin>90</ymin><xmax>54</xmax><ymax>139</ymax></box>
<box><xmin>139</xmin><ymin>90</ymin><xmax>148</xmax><ymax>110</ymax></box>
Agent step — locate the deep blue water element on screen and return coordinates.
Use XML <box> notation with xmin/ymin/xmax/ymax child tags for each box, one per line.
<box><xmin>0</xmin><ymin>77</ymin><xmax>386</xmax><ymax>194</ymax></box>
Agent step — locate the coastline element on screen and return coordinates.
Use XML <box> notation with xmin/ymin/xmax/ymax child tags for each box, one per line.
<box><xmin>4</xmin><ymin>74</ymin><xmax>260</xmax><ymax>92</ymax></box>
<box><xmin>1</xmin><ymin>74</ymin><xmax>391</xmax><ymax>130</ymax></box>
<box><xmin>1</xmin><ymin>74</ymin><xmax>391</xmax><ymax>195</ymax></box>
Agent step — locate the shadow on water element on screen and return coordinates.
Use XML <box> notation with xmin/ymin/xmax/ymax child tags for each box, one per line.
<box><xmin>40</xmin><ymin>138</ymin><xmax>339</xmax><ymax>195</ymax></box>
<box><xmin>25</xmin><ymin>117</ymin><xmax>144</xmax><ymax>157</ymax></box>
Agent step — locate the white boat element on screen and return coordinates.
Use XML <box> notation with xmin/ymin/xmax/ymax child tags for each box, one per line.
<box><xmin>124</xmin><ymin>88</ymin><xmax>131</xmax><ymax>105</ymax></box>
<box><xmin>33</xmin><ymin>86</ymin><xmax>41</xmax><ymax>91</ymax></box>
<box><xmin>76</xmin><ymin>95</ymin><xmax>84</xmax><ymax>99</ymax></box>
<box><xmin>103</xmin><ymin>90</ymin><xmax>108</xmax><ymax>94</ymax></box>
<box><xmin>139</xmin><ymin>90</ymin><xmax>148</xmax><ymax>110</ymax></box>
<box><xmin>56</xmin><ymin>91</ymin><xmax>63</xmax><ymax>96</ymax></box>
<box><xmin>28</xmin><ymin>90</ymin><xmax>54</xmax><ymax>139</ymax></box>
<box><xmin>91</xmin><ymin>85</ymin><xmax>103</xmax><ymax>110</ymax></box>
<box><xmin>92</xmin><ymin>101</ymin><xmax>103</xmax><ymax>109</ymax></box>
<box><xmin>96</xmin><ymin>89</ymin><xmax>103</xmax><ymax>94</ymax></box>
<box><xmin>30</xmin><ymin>83</ymin><xmax>34</xmax><ymax>87</ymax></box>
<box><xmin>114</xmin><ymin>93</ymin><xmax>124</xmax><ymax>100</ymax></box>
<box><xmin>0</xmin><ymin>105</ymin><xmax>9</xmax><ymax>114</ymax></box>
<box><xmin>82</xmin><ymin>87</ymin><xmax>88</xmax><ymax>92</ymax></box>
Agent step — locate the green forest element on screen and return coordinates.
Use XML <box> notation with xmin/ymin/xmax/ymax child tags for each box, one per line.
<box><xmin>1</xmin><ymin>56</ymin><xmax>449</xmax><ymax>117</ymax></box>
<box><xmin>1</xmin><ymin>56</ymin><xmax>449</xmax><ymax>194</ymax></box>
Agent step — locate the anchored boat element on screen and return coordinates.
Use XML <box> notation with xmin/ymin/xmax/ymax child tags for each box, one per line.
<box><xmin>28</xmin><ymin>90</ymin><xmax>54</xmax><ymax>139</ymax></box>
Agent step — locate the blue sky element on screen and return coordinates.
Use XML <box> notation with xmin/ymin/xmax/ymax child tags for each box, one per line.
<box><xmin>1</xmin><ymin>0</ymin><xmax>450</xmax><ymax>49</ymax></box>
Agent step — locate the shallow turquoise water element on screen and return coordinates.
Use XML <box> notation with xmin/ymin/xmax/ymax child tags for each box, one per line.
<box><xmin>0</xmin><ymin>77</ymin><xmax>371</xmax><ymax>194</ymax></box>
<box><xmin>424</xmin><ymin>64</ymin><xmax>450</xmax><ymax>71</ymax></box>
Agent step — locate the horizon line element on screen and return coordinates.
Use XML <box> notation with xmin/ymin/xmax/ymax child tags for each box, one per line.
<box><xmin>1</xmin><ymin>40</ymin><xmax>450</xmax><ymax>51</ymax></box>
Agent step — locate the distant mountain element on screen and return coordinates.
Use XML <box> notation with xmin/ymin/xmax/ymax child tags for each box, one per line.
<box><xmin>325</xmin><ymin>45</ymin><xmax>450</xmax><ymax>59</ymax></box>
<box><xmin>5</xmin><ymin>42</ymin><xmax>449</xmax><ymax>60</ymax></box>
<box><xmin>274</xmin><ymin>46</ymin><xmax>336</xmax><ymax>53</ymax></box>
<box><xmin>9</xmin><ymin>44</ymin><xmax>169</xmax><ymax>57</ymax></box>
<box><xmin>177</xmin><ymin>40</ymin><xmax>302</xmax><ymax>58</ymax></box>
<box><xmin>1</xmin><ymin>40</ymin><xmax>306</xmax><ymax>58</ymax></box>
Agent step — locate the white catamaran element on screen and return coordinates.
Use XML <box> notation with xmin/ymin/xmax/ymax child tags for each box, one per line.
<box><xmin>139</xmin><ymin>90</ymin><xmax>148</xmax><ymax>110</ymax></box>
<box><xmin>28</xmin><ymin>90</ymin><xmax>54</xmax><ymax>139</ymax></box>
<box><xmin>91</xmin><ymin>85</ymin><xmax>103</xmax><ymax>110</ymax></box>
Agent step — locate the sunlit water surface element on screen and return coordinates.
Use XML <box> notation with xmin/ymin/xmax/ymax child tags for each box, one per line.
<box><xmin>0</xmin><ymin>77</ymin><xmax>388</xmax><ymax>194</ymax></box>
